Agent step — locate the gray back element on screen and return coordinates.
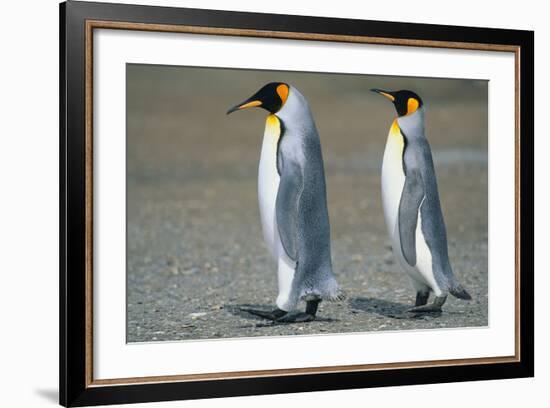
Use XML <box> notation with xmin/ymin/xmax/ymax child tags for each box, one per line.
<box><xmin>275</xmin><ymin>86</ymin><xmax>341</xmax><ymax>304</ymax></box>
<box><xmin>398</xmin><ymin>108</ymin><xmax>456</xmax><ymax>290</ymax></box>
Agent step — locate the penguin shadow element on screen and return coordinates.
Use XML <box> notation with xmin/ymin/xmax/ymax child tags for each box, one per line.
<box><xmin>226</xmin><ymin>303</ymin><xmax>340</xmax><ymax>328</ymax></box>
<box><xmin>349</xmin><ymin>297</ymin><xmax>442</xmax><ymax>320</ymax></box>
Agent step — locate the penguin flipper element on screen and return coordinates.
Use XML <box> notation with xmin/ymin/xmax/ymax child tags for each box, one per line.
<box><xmin>276</xmin><ymin>161</ymin><xmax>303</xmax><ymax>262</ymax></box>
<box><xmin>399</xmin><ymin>168</ymin><xmax>425</xmax><ymax>267</ymax></box>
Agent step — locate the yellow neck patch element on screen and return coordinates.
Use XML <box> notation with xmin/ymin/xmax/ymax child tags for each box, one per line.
<box><xmin>407</xmin><ymin>98</ymin><xmax>419</xmax><ymax>115</ymax></box>
<box><xmin>276</xmin><ymin>84</ymin><xmax>289</xmax><ymax>105</ymax></box>
<box><xmin>389</xmin><ymin>119</ymin><xmax>405</xmax><ymax>150</ymax></box>
<box><xmin>266</xmin><ymin>114</ymin><xmax>281</xmax><ymax>140</ymax></box>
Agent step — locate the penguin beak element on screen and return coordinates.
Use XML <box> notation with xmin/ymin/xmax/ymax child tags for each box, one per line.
<box><xmin>371</xmin><ymin>88</ymin><xmax>396</xmax><ymax>102</ymax></box>
<box><xmin>226</xmin><ymin>98</ymin><xmax>263</xmax><ymax>115</ymax></box>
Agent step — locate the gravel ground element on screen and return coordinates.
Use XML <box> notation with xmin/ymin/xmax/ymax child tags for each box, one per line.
<box><xmin>126</xmin><ymin>65</ymin><xmax>488</xmax><ymax>342</ymax></box>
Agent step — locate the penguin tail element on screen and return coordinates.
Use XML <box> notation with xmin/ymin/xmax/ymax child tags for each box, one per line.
<box><xmin>449</xmin><ymin>284</ymin><xmax>472</xmax><ymax>300</ymax></box>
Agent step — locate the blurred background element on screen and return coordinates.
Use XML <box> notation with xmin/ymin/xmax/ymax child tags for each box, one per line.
<box><xmin>126</xmin><ymin>64</ymin><xmax>488</xmax><ymax>342</ymax></box>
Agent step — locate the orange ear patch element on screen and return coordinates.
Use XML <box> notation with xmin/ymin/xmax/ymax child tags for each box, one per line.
<box><xmin>407</xmin><ymin>98</ymin><xmax>419</xmax><ymax>115</ymax></box>
<box><xmin>276</xmin><ymin>84</ymin><xmax>289</xmax><ymax>105</ymax></box>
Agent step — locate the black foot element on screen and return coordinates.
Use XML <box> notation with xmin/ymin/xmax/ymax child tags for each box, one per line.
<box><xmin>241</xmin><ymin>307</ymin><xmax>287</xmax><ymax>321</ymax></box>
<box><xmin>276</xmin><ymin>312</ymin><xmax>315</xmax><ymax>323</ymax></box>
<box><xmin>276</xmin><ymin>299</ymin><xmax>321</xmax><ymax>324</ymax></box>
<box><xmin>408</xmin><ymin>295</ymin><xmax>447</xmax><ymax>313</ymax></box>
<box><xmin>306</xmin><ymin>299</ymin><xmax>321</xmax><ymax>315</ymax></box>
<box><xmin>415</xmin><ymin>291</ymin><xmax>430</xmax><ymax>307</ymax></box>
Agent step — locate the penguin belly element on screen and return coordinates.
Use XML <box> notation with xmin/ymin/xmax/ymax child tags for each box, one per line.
<box><xmin>381</xmin><ymin>121</ymin><xmax>441</xmax><ymax>295</ymax></box>
<box><xmin>258</xmin><ymin>115</ymin><xmax>296</xmax><ymax>310</ymax></box>
<box><xmin>381</xmin><ymin>120</ymin><xmax>406</xmax><ymax>239</ymax></box>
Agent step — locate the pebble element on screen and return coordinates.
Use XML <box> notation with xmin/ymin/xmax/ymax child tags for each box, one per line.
<box><xmin>189</xmin><ymin>312</ymin><xmax>207</xmax><ymax>319</ymax></box>
<box><xmin>182</xmin><ymin>267</ymin><xmax>199</xmax><ymax>276</ymax></box>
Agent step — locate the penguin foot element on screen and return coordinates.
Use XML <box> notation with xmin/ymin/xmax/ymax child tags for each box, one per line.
<box><xmin>241</xmin><ymin>307</ymin><xmax>287</xmax><ymax>321</ymax></box>
<box><xmin>407</xmin><ymin>304</ymin><xmax>441</xmax><ymax>313</ymax></box>
<box><xmin>407</xmin><ymin>295</ymin><xmax>447</xmax><ymax>313</ymax></box>
<box><xmin>415</xmin><ymin>291</ymin><xmax>430</xmax><ymax>307</ymax></box>
<box><xmin>276</xmin><ymin>312</ymin><xmax>315</xmax><ymax>323</ymax></box>
<box><xmin>275</xmin><ymin>299</ymin><xmax>320</xmax><ymax>324</ymax></box>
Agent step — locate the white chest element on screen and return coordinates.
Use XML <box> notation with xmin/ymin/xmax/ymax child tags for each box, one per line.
<box><xmin>258</xmin><ymin>115</ymin><xmax>282</xmax><ymax>259</ymax></box>
<box><xmin>381</xmin><ymin>119</ymin><xmax>406</xmax><ymax>239</ymax></box>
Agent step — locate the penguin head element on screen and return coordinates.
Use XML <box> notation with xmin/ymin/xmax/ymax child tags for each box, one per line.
<box><xmin>227</xmin><ymin>82</ymin><xmax>290</xmax><ymax>115</ymax></box>
<box><xmin>371</xmin><ymin>89</ymin><xmax>423</xmax><ymax>117</ymax></box>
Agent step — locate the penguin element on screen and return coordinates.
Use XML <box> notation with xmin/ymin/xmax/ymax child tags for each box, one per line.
<box><xmin>371</xmin><ymin>89</ymin><xmax>472</xmax><ymax>312</ymax></box>
<box><xmin>227</xmin><ymin>82</ymin><xmax>344</xmax><ymax>322</ymax></box>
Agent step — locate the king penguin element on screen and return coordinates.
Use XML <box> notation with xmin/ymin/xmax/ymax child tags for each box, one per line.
<box><xmin>371</xmin><ymin>89</ymin><xmax>472</xmax><ymax>312</ymax></box>
<box><xmin>227</xmin><ymin>82</ymin><xmax>344</xmax><ymax>323</ymax></box>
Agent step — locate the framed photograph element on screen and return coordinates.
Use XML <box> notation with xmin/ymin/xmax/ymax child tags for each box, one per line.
<box><xmin>60</xmin><ymin>1</ymin><xmax>534</xmax><ymax>406</ymax></box>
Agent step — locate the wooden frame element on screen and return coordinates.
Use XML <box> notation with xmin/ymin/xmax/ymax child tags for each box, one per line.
<box><xmin>60</xmin><ymin>1</ymin><xmax>534</xmax><ymax>406</ymax></box>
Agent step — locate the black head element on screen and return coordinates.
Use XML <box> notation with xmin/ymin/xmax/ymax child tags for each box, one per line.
<box><xmin>227</xmin><ymin>82</ymin><xmax>290</xmax><ymax>115</ymax></box>
<box><xmin>371</xmin><ymin>89</ymin><xmax>423</xmax><ymax>117</ymax></box>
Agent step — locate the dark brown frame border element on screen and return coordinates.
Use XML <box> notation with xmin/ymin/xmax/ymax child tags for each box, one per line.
<box><xmin>84</xmin><ymin>18</ymin><xmax>522</xmax><ymax>386</ymax></box>
<box><xmin>61</xmin><ymin>1</ymin><xmax>534</xmax><ymax>406</ymax></box>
